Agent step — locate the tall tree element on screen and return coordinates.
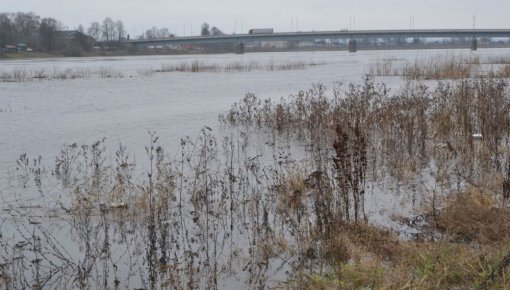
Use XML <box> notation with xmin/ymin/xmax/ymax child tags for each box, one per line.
<box><xmin>143</xmin><ymin>26</ymin><xmax>173</xmax><ymax>39</ymax></box>
<box><xmin>145</xmin><ymin>27</ymin><xmax>157</xmax><ymax>39</ymax></box>
<box><xmin>114</xmin><ymin>20</ymin><xmax>125</xmax><ymax>41</ymax></box>
<box><xmin>211</xmin><ymin>26</ymin><xmax>224</xmax><ymax>36</ymax></box>
<box><xmin>101</xmin><ymin>17</ymin><xmax>115</xmax><ymax>43</ymax></box>
<box><xmin>39</xmin><ymin>17</ymin><xmax>59</xmax><ymax>51</ymax></box>
<box><xmin>0</xmin><ymin>13</ymin><xmax>14</xmax><ymax>47</ymax></box>
<box><xmin>156</xmin><ymin>27</ymin><xmax>172</xmax><ymax>38</ymax></box>
<box><xmin>87</xmin><ymin>21</ymin><xmax>101</xmax><ymax>43</ymax></box>
<box><xmin>201</xmin><ymin>23</ymin><xmax>210</xmax><ymax>36</ymax></box>
<box><xmin>13</xmin><ymin>12</ymin><xmax>40</xmax><ymax>45</ymax></box>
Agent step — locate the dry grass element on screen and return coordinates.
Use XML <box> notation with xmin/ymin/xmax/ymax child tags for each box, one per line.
<box><xmin>367</xmin><ymin>55</ymin><xmax>477</xmax><ymax>79</ymax></box>
<box><xmin>486</xmin><ymin>56</ymin><xmax>510</xmax><ymax>65</ymax></box>
<box><xmin>0</xmin><ymin>67</ymin><xmax>123</xmax><ymax>82</ymax></box>
<box><xmin>321</xmin><ymin>221</ymin><xmax>405</xmax><ymax>264</ymax></box>
<box><xmin>495</xmin><ymin>64</ymin><xmax>510</xmax><ymax>78</ymax></box>
<box><xmin>365</xmin><ymin>57</ymin><xmax>399</xmax><ymax>76</ymax></box>
<box><xmin>366</xmin><ymin>54</ymin><xmax>510</xmax><ymax>80</ymax></box>
<box><xmin>156</xmin><ymin>60</ymin><xmax>324</xmax><ymax>73</ymax></box>
<box><xmin>286</xmin><ymin>188</ymin><xmax>510</xmax><ymax>290</ymax></box>
<box><xmin>401</xmin><ymin>56</ymin><xmax>473</xmax><ymax>79</ymax></box>
<box><xmin>435</xmin><ymin>188</ymin><xmax>510</xmax><ymax>244</ymax></box>
<box><xmin>276</xmin><ymin>167</ymin><xmax>309</xmax><ymax>211</ymax></box>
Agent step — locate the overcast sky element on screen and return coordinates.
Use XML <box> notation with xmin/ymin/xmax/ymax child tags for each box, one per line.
<box><xmin>2</xmin><ymin>0</ymin><xmax>510</xmax><ymax>36</ymax></box>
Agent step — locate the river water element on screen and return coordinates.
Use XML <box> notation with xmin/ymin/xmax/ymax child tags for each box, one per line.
<box><xmin>0</xmin><ymin>49</ymin><xmax>490</xmax><ymax>180</ymax></box>
<box><xmin>0</xmin><ymin>48</ymin><xmax>509</xmax><ymax>289</ymax></box>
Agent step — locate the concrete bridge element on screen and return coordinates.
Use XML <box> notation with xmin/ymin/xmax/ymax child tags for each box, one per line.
<box><xmin>123</xmin><ymin>29</ymin><xmax>510</xmax><ymax>52</ymax></box>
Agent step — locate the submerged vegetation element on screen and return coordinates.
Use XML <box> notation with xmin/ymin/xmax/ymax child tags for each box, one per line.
<box><xmin>0</xmin><ymin>60</ymin><xmax>323</xmax><ymax>82</ymax></box>
<box><xmin>367</xmin><ymin>54</ymin><xmax>510</xmax><ymax>79</ymax></box>
<box><xmin>154</xmin><ymin>60</ymin><xmax>325</xmax><ymax>73</ymax></box>
<box><xmin>0</xmin><ymin>67</ymin><xmax>124</xmax><ymax>82</ymax></box>
<box><xmin>4</xmin><ymin>53</ymin><xmax>510</xmax><ymax>289</ymax></box>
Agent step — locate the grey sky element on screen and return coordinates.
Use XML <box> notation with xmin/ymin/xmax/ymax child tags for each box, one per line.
<box><xmin>2</xmin><ymin>0</ymin><xmax>509</xmax><ymax>36</ymax></box>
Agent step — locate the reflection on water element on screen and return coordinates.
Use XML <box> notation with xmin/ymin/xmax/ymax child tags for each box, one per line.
<box><xmin>1</xmin><ymin>128</ymin><xmax>318</xmax><ymax>289</ymax></box>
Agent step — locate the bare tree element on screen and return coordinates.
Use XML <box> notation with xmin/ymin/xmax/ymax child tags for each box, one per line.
<box><xmin>143</xmin><ymin>26</ymin><xmax>173</xmax><ymax>40</ymax></box>
<box><xmin>0</xmin><ymin>13</ymin><xmax>14</xmax><ymax>47</ymax></box>
<box><xmin>87</xmin><ymin>21</ymin><xmax>101</xmax><ymax>44</ymax></box>
<box><xmin>114</xmin><ymin>20</ymin><xmax>125</xmax><ymax>41</ymax></box>
<box><xmin>13</xmin><ymin>12</ymin><xmax>40</xmax><ymax>45</ymax></box>
<box><xmin>201</xmin><ymin>23</ymin><xmax>210</xmax><ymax>36</ymax></box>
<box><xmin>101</xmin><ymin>17</ymin><xmax>115</xmax><ymax>43</ymax></box>
<box><xmin>144</xmin><ymin>26</ymin><xmax>157</xmax><ymax>39</ymax></box>
<box><xmin>39</xmin><ymin>17</ymin><xmax>59</xmax><ymax>51</ymax></box>
<box><xmin>211</xmin><ymin>26</ymin><xmax>224</xmax><ymax>36</ymax></box>
<box><xmin>157</xmin><ymin>27</ymin><xmax>172</xmax><ymax>38</ymax></box>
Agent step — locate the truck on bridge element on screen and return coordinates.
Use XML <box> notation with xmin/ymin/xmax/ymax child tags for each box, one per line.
<box><xmin>249</xmin><ymin>28</ymin><xmax>274</xmax><ymax>35</ymax></box>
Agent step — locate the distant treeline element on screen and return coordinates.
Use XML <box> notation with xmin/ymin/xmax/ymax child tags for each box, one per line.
<box><xmin>0</xmin><ymin>12</ymin><xmax>232</xmax><ymax>56</ymax></box>
<box><xmin>0</xmin><ymin>12</ymin><xmax>95</xmax><ymax>55</ymax></box>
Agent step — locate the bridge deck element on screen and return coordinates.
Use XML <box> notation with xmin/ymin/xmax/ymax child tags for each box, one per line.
<box><xmin>123</xmin><ymin>29</ymin><xmax>510</xmax><ymax>46</ymax></box>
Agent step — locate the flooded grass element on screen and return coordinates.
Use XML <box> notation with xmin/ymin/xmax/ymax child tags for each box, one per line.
<box><xmin>367</xmin><ymin>54</ymin><xmax>482</xmax><ymax>79</ymax></box>
<box><xmin>3</xmin><ymin>53</ymin><xmax>510</xmax><ymax>288</ymax></box>
<box><xmin>293</xmin><ymin>190</ymin><xmax>510</xmax><ymax>289</ymax></box>
<box><xmin>155</xmin><ymin>60</ymin><xmax>325</xmax><ymax>73</ymax></box>
<box><xmin>0</xmin><ymin>67</ymin><xmax>124</xmax><ymax>82</ymax></box>
<box><xmin>0</xmin><ymin>60</ymin><xmax>323</xmax><ymax>82</ymax></box>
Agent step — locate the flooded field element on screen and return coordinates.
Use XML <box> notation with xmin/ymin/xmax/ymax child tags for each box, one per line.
<box><xmin>2</xmin><ymin>49</ymin><xmax>510</xmax><ymax>289</ymax></box>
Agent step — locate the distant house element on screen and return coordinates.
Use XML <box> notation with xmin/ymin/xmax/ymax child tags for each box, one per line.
<box><xmin>56</xmin><ymin>30</ymin><xmax>80</xmax><ymax>40</ymax></box>
<box><xmin>16</xmin><ymin>44</ymin><xmax>27</xmax><ymax>52</ymax></box>
<box><xmin>54</xmin><ymin>30</ymin><xmax>95</xmax><ymax>52</ymax></box>
<box><xmin>3</xmin><ymin>45</ymin><xmax>17</xmax><ymax>53</ymax></box>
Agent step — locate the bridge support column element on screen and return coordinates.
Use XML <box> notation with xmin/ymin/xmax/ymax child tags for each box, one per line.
<box><xmin>471</xmin><ymin>38</ymin><xmax>478</xmax><ymax>51</ymax></box>
<box><xmin>348</xmin><ymin>39</ymin><xmax>357</xmax><ymax>53</ymax></box>
<box><xmin>235</xmin><ymin>42</ymin><xmax>245</xmax><ymax>54</ymax></box>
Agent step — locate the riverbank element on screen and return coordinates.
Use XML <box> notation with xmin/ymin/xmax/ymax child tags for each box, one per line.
<box><xmin>2</xmin><ymin>43</ymin><xmax>510</xmax><ymax>61</ymax></box>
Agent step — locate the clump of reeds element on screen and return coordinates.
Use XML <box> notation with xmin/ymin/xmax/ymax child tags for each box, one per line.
<box><xmin>365</xmin><ymin>57</ymin><xmax>398</xmax><ymax>76</ymax></box>
<box><xmin>333</xmin><ymin>121</ymin><xmax>367</xmax><ymax>223</ymax></box>
<box><xmin>155</xmin><ymin>60</ymin><xmax>324</xmax><ymax>73</ymax></box>
<box><xmin>275</xmin><ymin>166</ymin><xmax>309</xmax><ymax>211</ymax></box>
<box><xmin>495</xmin><ymin>64</ymin><xmax>510</xmax><ymax>78</ymax></box>
<box><xmin>433</xmin><ymin>188</ymin><xmax>510</xmax><ymax>244</ymax></box>
<box><xmin>401</xmin><ymin>55</ymin><xmax>473</xmax><ymax>79</ymax></box>
<box><xmin>366</xmin><ymin>54</ymin><xmax>478</xmax><ymax>79</ymax></box>
<box><xmin>0</xmin><ymin>67</ymin><xmax>123</xmax><ymax>82</ymax></box>
<box><xmin>291</xmin><ymin>187</ymin><xmax>510</xmax><ymax>289</ymax></box>
<box><xmin>486</xmin><ymin>56</ymin><xmax>510</xmax><ymax>64</ymax></box>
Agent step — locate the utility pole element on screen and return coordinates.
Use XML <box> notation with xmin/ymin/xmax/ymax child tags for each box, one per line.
<box><xmin>471</xmin><ymin>13</ymin><xmax>477</xmax><ymax>50</ymax></box>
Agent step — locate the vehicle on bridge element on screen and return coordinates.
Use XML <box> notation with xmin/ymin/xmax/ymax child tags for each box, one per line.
<box><xmin>249</xmin><ymin>28</ymin><xmax>274</xmax><ymax>35</ymax></box>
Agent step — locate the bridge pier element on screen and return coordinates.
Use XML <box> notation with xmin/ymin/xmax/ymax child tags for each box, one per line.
<box><xmin>471</xmin><ymin>38</ymin><xmax>478</xmax><ymax>51</ymax></box>
<box><xmin>348</xmin><ymin>39</ymin><xmax>357</xmax><ymax>53</ymax></box>
<box><xmin>235</xmin><ymin>42</ymin><xmax>245</xmax><ymax>54</ymax></box>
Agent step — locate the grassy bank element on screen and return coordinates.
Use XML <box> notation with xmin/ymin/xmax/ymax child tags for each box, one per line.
<box><xmin>288</xmin><ymin>189</ymin><xmax>510</xmax><ymax>289</ymax></box>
